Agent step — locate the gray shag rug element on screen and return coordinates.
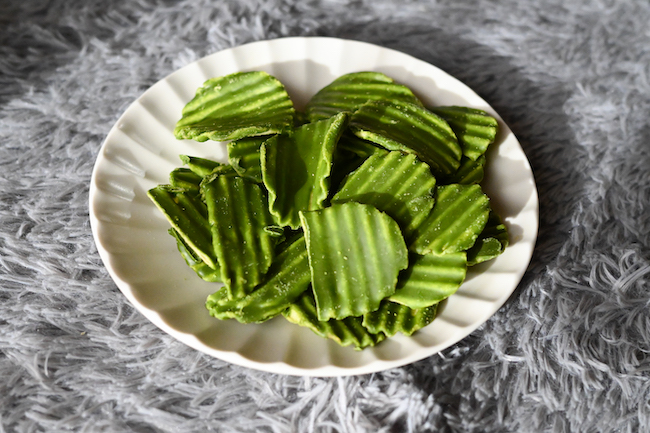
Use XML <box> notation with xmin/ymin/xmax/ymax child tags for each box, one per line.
<box><xmin>2</xmin><ymin>0</ymin><xmax>650</xmax><ymax>431</ymax></box>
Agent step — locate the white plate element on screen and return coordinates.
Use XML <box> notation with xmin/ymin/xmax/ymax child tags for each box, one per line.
<box><xmin>89</xmin><ymin>37</ymin><xmax>538</xmax><ymax>376</ymax></box>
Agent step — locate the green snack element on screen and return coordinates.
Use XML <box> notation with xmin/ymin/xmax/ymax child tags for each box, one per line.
<box><xmin>168</xmin><ymin>228</ymin><xmax>221</xmax><ymax>283</ymax></box>
<box><xmin>429</xmin><ymin>106</ymin><xmax>498</xmax><ymax>161</ymax></box>
<box><xmin>363</xmin><ymin>300</ymin><xmax>438</xmax><ymax>337</ymax></box>
<box><xmin>205</xmin><ymin>235</ymin><xmax>311</xmax><ymax>323</ymax></box>
<box><xmin>174</xmin><ymin>71</ymin><xmax>295</xmax><ymax>142</ymax></box>
<box><xmin>305</xmin><ymin>71</ymin><xmax>422</xmax><ymax>122</ymax></box>
<box><xmin>227</xmin><ymin>136</ymin><xmax>268</xmax><ymax>183</ymax></box>
<box><xmin>332</xmin><ymin>150</ymin><xmax>437</xmax><ymax>238</ymax></box>
<box><xmin>202</xmin><ymin>175</ymin><xmax>277</xmax><ymax>299</ymax></box>
<box><xmin>299</xmin><ymin>202</ymin><xmax>409</xmax><ymax>321</ymax></box>
<box><xmin>283</xmin><ymin>292</ymin><xmax>386</xmax><ymax>350</ymax></box>
<box><xmin>467</xmin><ymin>210</ymin><xmax>509</xmax><ymax>265</ymax></box>
<box><xmin>349</xmin><ymin>100</ymin><xmax>462</xmax><ymax>178</ymax></box>
<box><xmin>410</xmin><ymin>184</ymin><xmax>491</xmax><ymax>255</ymax></box>
<box><xmin>389</xmin><ymin>252</ymin><xmax>467</xmax><ymax>308</ymax></box>
<box><xmin>147</xmin><ymin>185</ymin><xmax>217</xmax><ymax>269</ymax></box>
<box><xmin>261</xmin><ymin>112</ymin><xmax>348</xmax><ymax>229</ymax></box>
<box><xmin>444</xmin><ymin>155</ymin><xmax>485</xmax><ymax>185</ymax></box>
<box><xmin>179</xmin><ymin>155</ymin><xmax>225</xmax><ymax>177</ymax></box>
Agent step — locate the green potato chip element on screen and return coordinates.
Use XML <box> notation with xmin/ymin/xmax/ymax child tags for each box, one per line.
<box><xmin>299</xmin><ymin>202</ymin><xmax>408</xmax><ymax>321</ymax></box>
<box><xmin>261</xmin><ymin>112</ymin><xmax>348</xmax><ymax>229</ymax></box>
<box><xmin>147</xmin><ymin>185</ymin><xmax>217</xmax><ymax>270</ymax></box>
<box><xmin>168</xmin><ymin>228</ymin><xmax>221</xmax><ymax>283</ymax></box>
<box><xmin>363</xmin><ymin>300</ymin><xmax>438</xmax><ymax>337</ymax></box>
<box><xmin>349</xmin><ymin>100</ymin><xmax>462</xmax><ymax>178</ymax></box>
<box><xmin>410</xmin><ymin>184</ymin><xmax>491</xmax><ymax>255</ymax></box>
<box><xmin>174</xmin><ymin>71</ymin><xmax>295</xmax><ymax>142</ymax></box>
<box><xmin>389</xmin><ymin>252</ymin><xmax>467</xmax><ymax>308</ymax></box>
<box><xmin>332</xmin><ymin>150</ymin><xmax>437</xmax><ymax>239</ymax></box>
<box><xmin>283</xmin><ymin>291</ymin><xmax>386</xmax><ymax>350</ymax></box>
<box><xmin>205</xmin><ymin>235</ymin><xmax>311</xmax><ymax>323</ymax></box>
<box><xmin>337</xmin><ymin>132</ymin><xmax>387</xmax><ymax>159</ymax></box>
<box><xmin>179</xmin><ymin>155</ymin><xmax>225</xmax><ymax>177</ymax></box>
<box><xmin>169</xmin><ymin>167</ymin><xmax>203</xmax><ymax>194</ymax></box>
<box><xmin>467</xmin><ymin>210</ymin><xmax>509</xmax><ymax>265</ymax></box>
<box><xmin>202</xmin><ymin>175</ymin><xmax>277</xmax><ymax>299</ymax></box>
<box><xmin>429</xmin><ymin>106</ymin><xmax>498</xmax><ymax>161</ymax></box>
<box><xmin>305</xmin><ymin>71</ymin><xmax>422</xmax><ymax>122</ymax></box>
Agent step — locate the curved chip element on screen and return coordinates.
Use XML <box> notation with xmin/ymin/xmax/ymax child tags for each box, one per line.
<box><xmin>349</xmin><ymin>100</ymin><xmax>462</xmax><ymax>178</ymax></box>
<box><xmin>283</xmin><ymin>292</ymin><xmax>386</xmax><ymax>350</ymax></box>
<box><xmin>168</xmin><ymin>228</ymin><xmax>221</xmax><ymax>283</ymax></box>
<box><xmin>205</xmin><ymin>235</ymin><xmax>310</xmax><ymax>323</ymax></box>
<box><xmin>261</xmin><ymin>112</ymin><xmax>348</xmax><ymax>229</ymax></box>
<box><xmin>332</xmin><ymin>150</ymin><xmax>437</xmax><ymax>238</ymax></box>
<box><xmin>174</xmin><ymin>71</ymin><xmax>295</xmax><ymax>142</ymax></box>
<box><xmin>299</xmin><ymin>202</ymin><xmax>408</xmax><ymax>321</ymax></box>
<box><xmin>362</xmin><ymin>300</ymin><xmax>438</xmax><ymax>337</ymax></box>
<box><xmin>410</xmin><ymin>184</ymin><xmax>491</xmax><ymax>255</ymax></box>
<box><xmin>147</xmin><ymin>185</ymin><xmax>217</xmax><ymax>269</ymax></box>
<box><xmin>389</xmin><ymin>252</ymin><xmax>467</xmax><ymax>308</ymax></box>
<box><xmin>429</xmin><ymin>106</ymin><xmax>498</xmax><ymax>161</ymax></box>
<box><xmin>467</xmin><ymin>210</ymin><xmax>509</xmax><ymax>266</ymax></box>
<box><xmin>305</xmin><ymin>71</ymin><xmax>422</xmax><ymax>122</ymax></box>
<box><xmin>202</xmin><ymin>175</ymin><xmax>277</xmax><ymax>299</ymax></box>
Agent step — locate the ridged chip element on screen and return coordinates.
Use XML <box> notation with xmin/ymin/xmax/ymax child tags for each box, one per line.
<box><xmin>261</xmin><ymin>112</ymin><xmax>348</xmax><ymax>229</ymax></box>
<box><xmin>349</xmin><ymin>100</ymin><xmax>462</xmax><ymax>178</ymax></box>
<box><xmin>169</xmin><ymin>167</ymin><xmax>203</xmax><ymax>194</ymax></box>
<box><xmin>205</xmin><ymin>235</ymin><xmax>311</xmax><ymax>323</ymax></box>
<box><xmin>305</xmin><ymin>71</ymin><xmax>422</xmax><ymax>122</ymax></box>
<box><xmin>299</xmin><ymin>202</ymin><xmax>408</xmax><ymax>321</ymax></box>
<box><xmin>410</xmin><ymin>184</ymin><xmax>490</xmax><ymax>255</ymax></box>
<box><xmin>168</xmin><ymin>228</ymin><xmax>221</xmax><ymax>283</ymax></box>
<box><xmin>174</xmin><ymin>71</ymin><xmax>295</xmax><ymax>142</ymax></box>
<box><xmin>429</xmin><ymin>106</ymin><xmax>498</xmax><ymax>161</ymax></box>
<box><xmin>283</xmin><ymin>292</ymin><xmax>386</xmax><ymax>350</ymax></box>
<box><xmin>179</xmin><ymin>155</ymin><xmax>224</xmax><ymax>177</ymax></box>
<box><xmin>362</xmin><ymin>300</ymin><xmax>438</xmax><ymax>337</ymax></box>
<box><xmin>389</xmin><ymin>252</ymin><xmax>467</xmax><ymax>308</ymax></box>
<box><xmin>202</xmin><ymin>175</ymin><xmax>277</xmax><ymax>299</ymax></box>
<box><xmin>467</xmin><ymin>210</ymin><xmax>509</xmax><ymax>265</ymax></box>
<box><xmin>332</xmin><ymin>150</ymin><xmax>437</xmax><ymax>238</ymax></box>
<box><xmin>444</xmin><ymin>155</ymin><xmax>486</xmax><ymax>185</ymax></box>
<box><xmin>147</xmin><ymin>185</ymin><xmax>217</xmax><ymax>269</ymax></box>
<box><xmin>337</xmin><ymin>132</ymin><xmax>387</xmax><ymax>159</ymax></box>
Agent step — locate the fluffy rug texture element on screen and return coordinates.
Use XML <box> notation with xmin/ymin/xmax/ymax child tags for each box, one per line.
<box><xmin>1</xmin><ymin>0</ymin><xmax>650</xmax><ymax>432</ymax></box>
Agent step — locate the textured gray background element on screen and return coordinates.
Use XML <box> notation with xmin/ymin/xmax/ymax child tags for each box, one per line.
<box><xmin>1</xmin><ymin>0</ymin><xmax>650</xmax><ymax>432</ymax></box>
